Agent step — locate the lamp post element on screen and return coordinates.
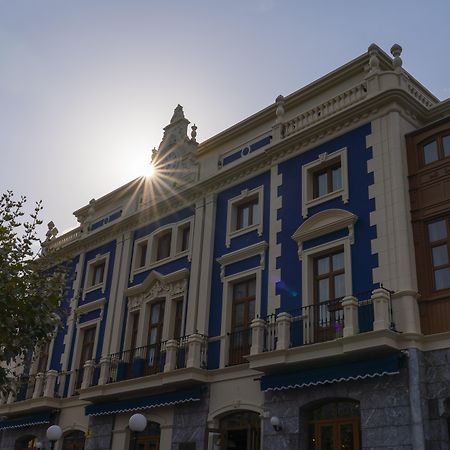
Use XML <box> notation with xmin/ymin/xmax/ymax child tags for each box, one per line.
<box><xmin>35</xmin><ymin>442</ymin><xmax>44</xmax><ymax>449</ymax></box>
<box><xmin>46</xmin><ymin>424</ymin><xmax>62</xmax><ymax>450</ymax></box>
<box><xmin>128</xmin><ymin>413</ymin><xmax>147</xmax><ymax>450</ymax></box>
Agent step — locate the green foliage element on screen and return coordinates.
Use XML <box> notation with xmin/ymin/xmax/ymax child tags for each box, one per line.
<box><xmin>0</xmin><ymin>191</ymin><xmax>65</xmax><ymax>393</ymax></box>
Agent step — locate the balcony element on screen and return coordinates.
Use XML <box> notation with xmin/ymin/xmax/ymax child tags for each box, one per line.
<box><xmin>246</xmin><ymin>288</ymin><xmax>403</xmax><ymax>371</ymax></box>
<box><xmin>78</xmin><ymin>334</ymin><xmax>208</xmax><ymax>401</ymax></box>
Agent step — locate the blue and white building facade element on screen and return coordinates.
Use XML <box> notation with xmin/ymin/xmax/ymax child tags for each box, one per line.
<box><xmin>2</xmin><ymin>43</ymin><xmax>450</xmax><ymax>450</ymax></box>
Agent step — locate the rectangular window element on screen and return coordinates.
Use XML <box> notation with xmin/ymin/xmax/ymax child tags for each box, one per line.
<box><xmin>236</xmin><ymin>198</ymin><xmax>259</xmax><ymax>231</ymax></box>
<box><xmin>313</xmin><ymin>163</ymin><xmax>342</xmax><ymax>199</ymax></box>
<box><xmin>129</xmin><ymin>312</ymin><xmax>140</xmax><ymax>350</ymax></box>
<box><xmin>91</xmin><ymin>261</ymin><xmax>105</xmax><ymax>286</ymax></box>
<box><xmin>137</xmin><ymin>241</ymin><xmax>148</xmax><ymax>268</ymax></box>
<box><xmin>180</xmin><ymin>224</ymin><xmax>190</xmax><ymax>252</ymax></box>
<box><xmin>428</xmin><ymin>217</ymin><xmax>450</xmax><ymax>291</ymax></box>
<box><xmin>421</xmin><ymin>133</ymin><xmax>450</xmax><ymax>166</ymax></box>
<box><xmin>156</xmin><ymin>231</ymin><xmax>172</xmax><ymax>261</ymax></box>
<box><xmin>146</xmin><ymin>300</ymin><xmax>165</xmax><ymax>374</ymax></box>
<box><xmin>173</xmin><ymin>298</ymin><xmax>183</xmax><ymax>339</ymax></box>
<box><xmin>229</xmin><ymin>278</ymin><xmax>256</xmax><ymax>365</ymax></box>
<box><xmin>313</xmin><ymin>250</ymin><xmax>345</xmax><ymax>342</ymax></box>
<box><xmin>75</xmin><ymin>326</ymin><xmax>96</xmax><ymax>390</ymax></box>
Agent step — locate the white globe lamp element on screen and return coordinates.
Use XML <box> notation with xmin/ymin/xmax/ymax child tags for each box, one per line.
<box><xmin>129</xmin><ymin>413</ymin><xmax>147</xmax><ymax>432</ymax></box>
<box><xmin>46</xmin><ymin>425</ymin><xmax>63</xmax><ymax>449</ymax></box>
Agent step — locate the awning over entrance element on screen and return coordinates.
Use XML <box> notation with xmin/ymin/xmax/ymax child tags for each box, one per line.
<box><xmin>0</xmin><ymin>412</ymin><xmax>53</xmax><ymax>430</ymax></box>
<box><xmin>85</xmin><ymin>387</ymin><xmax>203</xmax><ymax>416</ymax></box>
<box><xmin>260</xmin><ymin>353</ymin><xmax>402</xmax><ymax>392</ymax></box>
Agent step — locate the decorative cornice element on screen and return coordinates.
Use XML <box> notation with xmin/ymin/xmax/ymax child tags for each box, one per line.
<box><xmin>76</xmin><ymin>298</ymin><xmax>106</xmax><ymax>316</ymax></box>
<box><xmin>292</xmin><ymin>209</ymin><xmax>357</xmax><ymax>258</ymax></box>
<box><xmin>217</xmin><ymin>241</ymin><xmax>268</xmax><ymax>281</ymax></box>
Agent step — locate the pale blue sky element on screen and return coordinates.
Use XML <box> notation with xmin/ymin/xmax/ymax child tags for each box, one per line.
<box><xmin>1</xmin><ymin>0</ymin><xmax>449</xmax><ymax>235</ymax></box>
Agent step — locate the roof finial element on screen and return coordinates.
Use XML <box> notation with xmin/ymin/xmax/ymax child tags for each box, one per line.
<box><xmin>275</xmin><ymin>95</ymin><xmax>285</xmax><ymax>124</ymax></box>
<box><xmin>170</xmin><ymin>104</ymin><xmax>185</xmax><ymax>123</ymax></box>
<box><xmin>390</xmin><ymin>43</ymin><xmax>403</xmax><ymax>72</ymax></box>
<box><xmin>368</xmin><ymin>44</ymin><xmax>380</xmax><ymax>74</ymax></box>
<box><xmin>191</xmin><ymin>124</ymin><xmax>197</xmax><ymax>142</ymax></box>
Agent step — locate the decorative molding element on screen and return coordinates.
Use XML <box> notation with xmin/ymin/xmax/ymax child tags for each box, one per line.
<box><xmin>292</xmin><ymin>209</ymin><xmax>357</xmax><ymax>259</ymax></box>
<box><xmin>217</xmin><ymin>241</ymin><xmax>268</xmax><ymax>281</ymax></box>
<box><xmin>82</xmin><ymin>252</ymin><xmax>110</xmax><ymax>299</ymax></box>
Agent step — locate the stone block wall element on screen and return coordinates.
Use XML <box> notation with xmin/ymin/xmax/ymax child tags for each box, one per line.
<box><xmin>171</xmin><ymin>392</ymin><xmax>210</xmax><ymax>450</ymax></box>
<box><xmin>85</xmin><ymin>415</ymin><xmax>114</xmax><ymax>450</ymax></box>
<box><xmin>263</xmin><ymin>368</ymin><xmax>412</xmax><ymax>450</ymax></box>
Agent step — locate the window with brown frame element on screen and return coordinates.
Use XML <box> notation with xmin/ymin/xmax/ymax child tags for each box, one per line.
<box><xmin>173</xmin><ymin>298</ymin><xmax>184</xmax><ymax>339</ymax></box>
<box><xmin>137</xmin><ymin>241</ymin><xmax>148</xmax><ymax>268</ymax></box>
<box><xmin>421</xmin><ymin>132</ymin><xmax>450</xmax><ymax>166</ymax></box>
<box><xmin>313</xmin><ymin>249</ymin><xmax>345</xmax><ymax>341</ymax></box>
<box><xmin>156</xmin><ymin>231</ymin><xmax>172</xmax><ymax>261</ymax></box>
<box><xmin>229</xmin><ymin>278</ymin><xmax>256</xmax><ymax>365</ymax></box>
<box><xmin>180</xmin><ymin>224</ymin><xmax>190</xmax><ymax>252</ymax></box>
<box><xmin>91</xmin><ymin>261</ymin><xmax>105</xmax><ymax>286</ymax></box>
<box><xmin>79</xmin><ymin>327</ymin><xmax>96</xmax><ymax>370</ymax></box>
<box><xmin>129</xmin><ymin>312</ymin><xmax>140</xmax><ymax>351</ymax></box>
<box><xmin>146</xmin><ymin>300</ymin><xmax>165</xmax><ymax>374</ymax></box>
<box><xmin>235</xmin><ymin>198</ymin><xmax>259</xmax><ymax>231</ymax></box>
<box><xmin>313</xmin><ymin>163</ymin><xmax>342</xmax><ymax>198</ymax></box>
<box><xmin>427</xmin><ymin>216</ymin><xmax>450</xmax><ymax>291</ymax></box>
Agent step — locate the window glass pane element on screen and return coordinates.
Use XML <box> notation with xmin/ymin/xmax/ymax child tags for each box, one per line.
<box><xmin>234</xmin><ymin>283</ymin><xmax>247</xmax><ymax>299</ymax></box>
<box><xmin>234</xmin><ymin>303</ymin><xmax>245</xmax><ymax>327</ymax></box>
<box><xmin>428</xmin><ymin>220</ymin><xmax>447</xmax><ymax>242</ymax></box>
<box><xmin>334</xmin><ymin>274</ymin><xmax>346</xmax><ymax>298</ymax></box>
<box><xmin>149</xmin><ymin>327</ymin><xmax>158</xmax><ymax>344</ymax></box>
<box><xmin>241</xmin><ymin>206</ymin><xmax>250</xmax><ymax>228</ymax></box>
<box><xmin>332</xmin><ymin>252</ymin><xmax>344</xmax><ymax>270</ymax></box>
<box><xmin>318</xmin><ymin>279</ymin><xmax>329</xmax><ymax>302</ymax></box>
<box><xmin>248</xmin><ymin>279</ymin><xmax>256</xmax><ymax>297</ymax></box>
<box><xmin>317</xmin><ymin>172</ymin><xmax>328</xmax><ymax>197</ymax></box>
<box><xmin>332</xmin><ymin>166</ymin><xmax>342</xmax><ymax>191</ymax></box>
<box><xmin>248</xmin><ymin>299</ymin><xmax>255</xmax><ymax>321</ymax></box>
<box><xmin>252</xmin><ymin>202</ymin><xmax>259</xmax><ymax>225</ymax></box>
<box><xmin>150</xmin><ymin>303</ymin><xmax>160</xmax><ymax>324</ymax></box>
<box><xmin>317</xmin><ymin>257</ymin><xmax>329</xmax><ymax>275</ymax></box>
<box><xmin>435</xmin><ymin>268</ymin><xmax>450</xmax><ymax>290</ymax></box>
<box><xmin>340</xmin><ymin>423</ymin><xmax>355</xmax><ymax>450</ymax></box>
<box><xmin>432</xmin><ymin>245</ymin><xmax>449</xmax><ymax>266</ymax></box>
<box><xmin>320</xmin><ymin>425</ymin><xmax>334</xmax><ymax>450</ymax></box>
<box><xmin>423</xmin><ymin>140</ymin><xmax>438</xmax><ymax>164</ymax></box>
<box><xmin>443</xmin><ymin>135</ymin><xmax>450</xmax><ymax>158</ymax></box>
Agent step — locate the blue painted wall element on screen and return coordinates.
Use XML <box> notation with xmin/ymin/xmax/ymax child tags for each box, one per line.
<box><xmin>276</xmin><ymin>123</ymin><xmax>377</xmax><ymax>313</ymax></box>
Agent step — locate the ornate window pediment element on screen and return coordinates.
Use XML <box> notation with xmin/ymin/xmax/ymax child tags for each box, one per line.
<box><xmin>125</xmin><ymin>269</ymin><xmax>189</xmax><ymax>312</ymax></box>
<box><xmin>292</xmin><ymin>209</ymin><xmax>357</xmax><ymax>258</ymax></box>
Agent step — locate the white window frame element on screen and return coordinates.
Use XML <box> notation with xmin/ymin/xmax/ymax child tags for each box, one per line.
<box><xmin>130</xmin><ymin>218</ymin><xmax>194</xmax><ymax>281</ymax></box>
<box><xmin>83</xmin><ymin>253</ymin><xmax>110</xmax><ymax>298</ymax></box>
<box><xmin>226</xmin><ymin>186</ymin><xmax>264</xmax><ymax>248</ymax></box>
<box><xmin>301</xmin><ymin>148</ymin><xmax>349</xmax><ymax>218</ymax></box>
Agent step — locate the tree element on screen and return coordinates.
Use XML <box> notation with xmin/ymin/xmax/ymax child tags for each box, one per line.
<box><xmin>0</xmin><ymin>191</ymin><xmax>65</xmax><ymax>394</ymax></box>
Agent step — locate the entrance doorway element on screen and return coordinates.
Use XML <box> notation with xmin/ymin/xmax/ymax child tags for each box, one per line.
<box><xmin>62</xmin><ymin>430</ymin><xmax>85</xmax><ymax>450</ymax></box>
<box><xmin>307</xmin><ymin>400</ymin><xmax>360</xmax><ymax>450</ymax></box>
<box><xmin>132</xmin><ymin>421</ymin><xmax>160</xmax><ymax>450</ymax></box>
<box><xmin>219</xmin><ymin>411</ymin><xmax>260</xmax><ymax>450</ymax></box>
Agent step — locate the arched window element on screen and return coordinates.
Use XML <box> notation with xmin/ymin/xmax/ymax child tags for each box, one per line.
<box><xmin>131</xmin><ymin>421</ymin><xmax>160</xmax><ymax>450</ymax></box>
<box><xmin>14</xmin><ymin>435</ymin><xmax>37</xmax><ymax>450</ymax></box>
<box><xmin>219</xmin><ymin>411</ymin><xmax>260</xmax><ymax>450</ymax></box>
<box><xmin>62</xmin><ymin>430</ymin><xmax>85</xmax><ymax>450</ymax></box>
<box><xmin>307</xmin><ymin>400</ymin><xmax>360</xmax><ymax>450</ymax></box>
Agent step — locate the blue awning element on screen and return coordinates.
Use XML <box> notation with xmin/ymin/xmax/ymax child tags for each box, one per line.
<box><xmin>85</xmin><ymin>387</ymin><xmax>203</xmax><ymax>416</ymax></box>
<box><xmin>261</xmin><ymin>353</ymin><xmax>402</xmax><ymax>392</ymax></box>
<box><xmin>0</xmin><ymin>412</ymin><xmax>53</xmax><ymax>430</ymax></box>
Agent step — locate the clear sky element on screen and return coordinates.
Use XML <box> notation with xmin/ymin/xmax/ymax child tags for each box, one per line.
<box><xmin>1</xmin><ymin>0</ymin><xmax>449</xmax><ymax>237</ymax></box>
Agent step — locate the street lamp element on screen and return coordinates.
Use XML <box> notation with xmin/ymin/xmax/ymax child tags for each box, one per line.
<box><xmin>46</xmin><ymin>425</ymin><xmax>63</xmax><ymax>450</ymax></box>
<box><xmin>129</xmin><ymin>413</ymin><xmax>147</xmax><ymax>450</ymax></box>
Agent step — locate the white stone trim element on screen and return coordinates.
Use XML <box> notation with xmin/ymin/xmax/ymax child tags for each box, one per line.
<box><xmin>268</xmin><ymin>165</ymin><xmax>282</xmax><ymax>315</ymax></box>
<box><xmin>292</xmin><ymin>209</ymin><xmax>357</xmax><ymax>259</ymax></box>
<box><xmin>301</xmin><ymin>147</ymin><xmax>349</xmax><ymax>218</ymax></box>
<box><xmin>130</xmin><ymin>217</ymin><xmax>194</xmax><ymax>281</ymax></box>
<box><xmin>366</xmin><ymin>113</ymin><xmax>417</xmax><ymax>291</ymax></box>
<box><xmin>216</xmin><ymin>241</ymin><xmax>268</xmax><ymax>281</ymax></box>
<box><xmin>225</xmin><ymin>186</ymin><xmax>264</xmax><ymax>248</ymax></box>
<box><xmin>75</xmin><ymin>297</ymin><xmax>106</xmax><ymax>318</ymax></box>
<box><xmin>219</xmin><ymin>267</ymin><xmax>263</xmax><ymax>368</ymax></box>
<box><xmin>301</xmin><ymin>236</ymin><xmax>353</xmax><ymax>309</ymax></box>
<box><xmin>82</xmin><ymin>252</ymin><xmax>110</xmax><ymax>298</ymax></box>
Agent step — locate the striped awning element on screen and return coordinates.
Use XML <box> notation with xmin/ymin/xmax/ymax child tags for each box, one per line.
<box><xmin>85</xmin><ymin>387</ymin><xmax>203</xmax><ymax>416</ymax></box>
<box><xmin>261</xmin><ymin>353</ymin><xmax>402</xmax><ymax>392</ymax></box>
<box><xmin>0</xmin><ymin>412</ymin><xmax>53</xmax><ymax>430</ymax></box>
